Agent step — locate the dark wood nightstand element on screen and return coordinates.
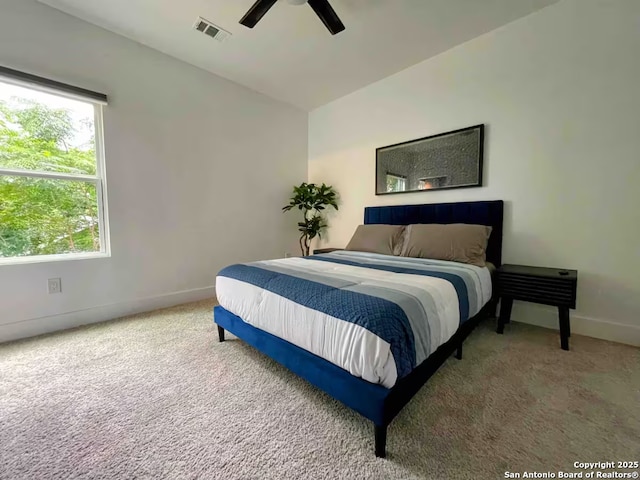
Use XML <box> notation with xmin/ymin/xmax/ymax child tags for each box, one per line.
<box><xmin>497</xmin><ymin>264</ymin><xmax>577</xmax><ymax>350</ymax></box>
<box><xmin>313</xmin><ymin>248</ymin><xmax>343</xmax><ymax>254</ymax></box>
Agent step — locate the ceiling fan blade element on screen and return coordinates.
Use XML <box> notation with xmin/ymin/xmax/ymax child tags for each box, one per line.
<box><xmin>307</xmin><ymin>0</ymin><xmax>345</xmax><ymax>35</ymax></box>
<box><xmin>240</xmin><ymin>0</ymin><xmax>279</xmax><ymax>28</ymax></box>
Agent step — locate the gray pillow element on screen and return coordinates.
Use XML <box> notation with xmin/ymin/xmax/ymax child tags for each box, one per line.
<box><xmin>400</xmin><ymin>223</ymin><xmax>492</xmax><ymax>267</ymax></box>
<box><xmin>345</xmin><ymin>225</ymin><xmax>406</xmax><ymax>256</ymax></box>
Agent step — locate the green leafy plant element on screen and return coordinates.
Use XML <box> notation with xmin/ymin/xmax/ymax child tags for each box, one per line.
<box><xmin>282</xmin><ymin>182</ymin><xmax>338</xmax><ymax>256</ymax></box>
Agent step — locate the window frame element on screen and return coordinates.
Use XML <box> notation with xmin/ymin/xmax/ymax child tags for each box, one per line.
<box><xmin>0</xmin><ymin>74</ymin><xmax>110</xmax><ymax>265</ymax></box>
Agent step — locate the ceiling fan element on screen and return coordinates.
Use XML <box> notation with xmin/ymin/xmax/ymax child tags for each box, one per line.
<box><xmin>240</xmin><ymin>0</ymin><xmax>345</xmax><ymax>35</ymax></box>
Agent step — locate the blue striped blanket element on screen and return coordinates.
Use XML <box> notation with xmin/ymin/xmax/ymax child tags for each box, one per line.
<box><xmin>216</xmin><ymin>251</ymin><xmax>492</xmax><ymax>387</ymax></box>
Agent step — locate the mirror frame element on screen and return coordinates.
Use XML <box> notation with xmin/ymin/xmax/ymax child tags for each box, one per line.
<box><xmin>375</xmin><ymin>124</ymin><xmax>484</xmax><ymax>196</ymax></box>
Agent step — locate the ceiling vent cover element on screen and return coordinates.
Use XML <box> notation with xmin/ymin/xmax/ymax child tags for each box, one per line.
<box><xmin>193</xmin><ymin>17</ymin><xmax>231</xmax><ymax>42</ymax></box>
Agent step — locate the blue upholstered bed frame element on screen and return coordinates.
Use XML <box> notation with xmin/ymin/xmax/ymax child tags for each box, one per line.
<box><xmin>214</xmin><ymin>200</ymin><xmax>504</xmax><ymax>457</ymax></box>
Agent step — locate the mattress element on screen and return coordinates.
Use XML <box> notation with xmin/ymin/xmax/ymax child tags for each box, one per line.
<box><xmin>216</xmin><ymin>251</ymin><xmax>492</xmax><ymax>388</ymax></box>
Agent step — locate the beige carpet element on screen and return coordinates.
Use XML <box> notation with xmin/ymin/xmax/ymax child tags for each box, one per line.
<box><xmin>0</xmin><ymin>300</ymin><xmax>638</xmax><ymax>480</ymax></box>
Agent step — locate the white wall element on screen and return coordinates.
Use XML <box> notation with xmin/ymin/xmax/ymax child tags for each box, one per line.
<box><xmin>0</xmin><ymin>0</ymin><xmax>307</xmax><ymax>342</ymax></box>
<box><xmin>309</xmin><ymin>0</ymin><xmax>640</xmax><ymax>346</ymax></box>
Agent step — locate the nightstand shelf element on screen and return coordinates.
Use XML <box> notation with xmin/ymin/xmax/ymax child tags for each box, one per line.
<box><xmin>313</xmin><ymin>248</ymin><xmax>343</xmax><ymax>254</ymax></box>
<box><xmin>497</xmin><ymin>264</ymin><xmax>577</xmax><ymax>350</ymax></box>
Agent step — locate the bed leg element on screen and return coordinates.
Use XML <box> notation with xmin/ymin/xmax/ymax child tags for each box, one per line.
<box><xmin>217</xmin><ymin>325</ymin><xmax>225</xmax><ymax>343</ymax></box>
<box><xmin>455</xmin><ymin>343</ymin><xmax>463</xmax><ymax>360</ymax></box>
<box><xmin>374</xmin><ymin>424</ymin><xmax>387</xmax><ymax>458</ymax></box>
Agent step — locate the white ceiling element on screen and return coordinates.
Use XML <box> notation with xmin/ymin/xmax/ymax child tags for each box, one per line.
<box><xmin>38</xmin><ymin>0</ymin><xmax>559</xmax><ymax>110</ymax></box>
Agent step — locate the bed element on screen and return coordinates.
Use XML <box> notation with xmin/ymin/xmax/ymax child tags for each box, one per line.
<box><xmin>213</xmin><ymin>200</ymin><xmax>504</xmax><ymax>457</ymax></box>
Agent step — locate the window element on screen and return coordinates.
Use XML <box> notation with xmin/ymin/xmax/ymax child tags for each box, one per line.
<box><xmin>386</xmin><ymin>173</ymin><xmax>407</xmax><ymax>193</ymax></box>
<box><xmin>0</xmin><ymin>69</ymin><xmax>109</xmax><ymax>262</ymax></box>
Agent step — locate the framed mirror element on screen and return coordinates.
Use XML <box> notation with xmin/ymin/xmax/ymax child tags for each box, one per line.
<box><xmin>375</xmin><ymin>124</ymin><xmax>484</xmax><ymax>195</ymax></box>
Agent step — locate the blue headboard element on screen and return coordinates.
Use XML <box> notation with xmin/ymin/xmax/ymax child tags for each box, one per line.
<box><xmin>364</xmin><ymin>200</ymin><xmax>504</xmax><ymax>267</ymax></box>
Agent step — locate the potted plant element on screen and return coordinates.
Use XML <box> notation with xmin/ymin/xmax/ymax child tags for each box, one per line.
<box><xmin>282</xmin><ymin>182</ymin><xmax>338</xmax><ymax>256</ymax></box>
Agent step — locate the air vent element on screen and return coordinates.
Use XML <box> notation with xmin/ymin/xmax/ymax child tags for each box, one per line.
<box><xmin>193</xmin><ymin>17</ymin><xmax>231</xmax><ymax>42</ymax></box>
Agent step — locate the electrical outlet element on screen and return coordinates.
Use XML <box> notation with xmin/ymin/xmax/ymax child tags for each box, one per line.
<box><xmin>48</xmin><ymin>278</ymin><xmax>62</xmax><ymax>294</ymax></box>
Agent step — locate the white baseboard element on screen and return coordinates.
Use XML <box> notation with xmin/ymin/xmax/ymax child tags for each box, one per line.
<box><xmin>0</xmin><ymin>286</ymin><xmax>216</xmax><ymax>344</ymax></box>
<box><xmin>3</xmin><ymin>290</ymin><xmax>637</xmax><ymax>348</ymax></box>
<box><xmin>511</xmin><ymin>302</ymin><xmax>640</xmax><ymax>347</ymax></box>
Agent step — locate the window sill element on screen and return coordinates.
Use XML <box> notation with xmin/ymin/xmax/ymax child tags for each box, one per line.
<box><xmin>0</xmin><ymin>252</ymin><xmax>111</xmax><ymax>266</ymax></box>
